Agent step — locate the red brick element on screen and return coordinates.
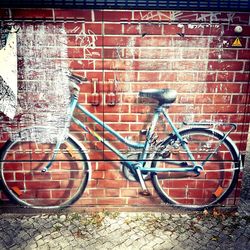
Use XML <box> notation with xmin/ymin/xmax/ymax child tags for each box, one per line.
<box><xmin>106</xmin><ymin>72</ymin><xmax>138</xmax><ymax>82</ymax></box>
<box><xmin>121</xmin><ymin>189</ymin><xmax>138</xmax><ymax>197</ymax></box>
<box><xmin>203</xmin><ymin>104</ymin><xmax>237</xmax><ymax>113</ymax></box>
<box><xmin>203</xmin><ymin>26</ymin><xmax>222</xmax><ymax>36</ymax></box>
<box><xmin>97</xmin><ymin>162</ymin><xmax>115</xmax><ymax>171</ymax></box>
<box><xmin>92</xmin><ymin>170</ymin><xmax>104</xmax><ymax>179</ymax></box>
<box><xmin>88</xmin><ymin>189</ymin><xmax>105</xmax><ymax>197</ymax></box>
<box><xmin>188</xmin><ymin>189</ymin><xmax>207</xmax><ymax>198</ymax></box>
<box><xmin>241</xmin><ymin>83</ymin><xmax>250</xmax><ymax>93</ymax></box>
<box><xmin>85</xmin><ymin>23</ymin><xmax>102</xmax><ymax>34</ymax></box>
<box><xmin>104</xmin><ymin>24</ymin><xmax>123</xmax><ymax>34</ymax></box>
<box><xmin>177</xmin><ymin>72</ymin><xmax>197</xmax><ymax>82</ymax></box>
<box><xmin>103</xmin><ymin>11</ymin><xmax>132</xmax><ymax>22</ymax></box>
<box><xmin>163</xmin><ymin>24</ymin><xmax>183</xmax><ymax>35</ymax></box>
<box><xmin>75</xmin><ymin>198</ymin><xmax>97</xmax><ymax>205</ymax></box>
<box><xmin>97</xmin><ymin>180</ymin><xmax>127</xmax><ymax>188</ymax></box>
<box><xmin>236</xmin><ymin>124</ymin><xmax>249</xmax><ymax>133</ymax></box>
<box><xmin>235</xmin><ymin>73</ymin><xmax>250</xmax><ymax>82</ymax></box>
<box><xmin>130</xmin><ymin>124</ymin><xmax>147</xmax><ymax>131</ymax></box>
<box><xmin>238</xmin><ymin>50</ymin><xmax>250</xmax><ymax>59</ymax></box>
<box><xmin>208</xmin><ymin>61</ymin><xmax>243</xmax><ymax>71</ymax></box>
<box><xmin>123</xmin><ymin>24</ymin><xmax>140</xmax><ymax>35</ymax></box>
<box><xmin>103</xmin><ymin>36</ymin><xmax>131</xmax><ymax>47</ymax></box>
<box><xmin>103</xmin><ymin>114</ymin><xmax>120</xmax><ymax>122</ymax></box>
<box><xmin>238</xmin><ymin>104</ymin><xmax>250</xmax><ymax>113</ymax></box>
<box><xmin>213</xmin><ymin>95</ymin><xmax>231</xmax><ymax>104</ymax></box>
<box><xmin>173</xmin><ymin>83</ymin><xmax>205</xmax><ymax>93</ymax></box>
<box><xmin>121</xmin><ymin>114</ymin><xmax>137</xmax><ymax>122</ymax></box>
<box><xmin>3</xmin><ymin>172</ymin><xmax>14</xmax><ymax>180</ymax></box>
<box><xmin>105</xmin><ymin>189</ymin><xmax>120</xmax><ymax>197</ymax></box>
<box><xmin>102</xmin><ymin>105</ymin><xmax>129</xmax><ymax>113</ymax></box>
<box><xmin>181</xmin><ymin>49</ymin><xmax>208</xmax><ymax>60</ymax></box>
<box><xmin>232</xmin><ymin>95</ymin><xmax>249</xmax><ymax>104</ymax></box>
<box><xmin>197</xmin><ymin>72</ymin><xmax>216</xmax><ymax>82</ymax></box>
<box><xmin>136</xmin><ymin>61</ymin><xmax>172</xmax><ymax>71</ymax></box>
<box><xmin>216</xmin><ymin>72</ymin><xmax>234</xmax><ymax>82</ymax></box>
<box><xmin>168</xmin><ymin>189</ymin><xmax>186</xmax><ymax>198</ymax></box>
<box><xmin>172</xmin><ymin>37</ymin><xmax>210</xmax><ymax>48</ymax></box>
<box><xmin>229</xmin><ymin>114</ymin><xmax>250</xmax><ymax>123</ymax></box>
<box><xmin>206</xmin><ymin>83</ymin><xmax>241</xmax><ymax>93</ymax></box>
<box><xmin>184</xmin><ymin>26</ymin><xmax>205</xmax><ymax>36</ymax></box>
<box><xmin>12</xmin><ymin>9</ymin><xmax>53</xmax><ymax>19</ymax></box>
<box><xmin>195</xmin><ymin>95</ymin><xmax>213</xmax><ymax>104</ymax></box>
<box><xmin>139</xmin><ymin>72</ymin><xmax>161</xmax><ymax>82</ymax></box>
<box><xmin>26</xmin><ymin>181</ymin><xmax>60</xmax><ymax>189</ymax></box>
<box><xmin>139</xmin><ymin>24</ymin><xmax>163</xmax><ymax>35</ymax></box>
<box><xmin>135</xmin><ymin>37</ymin><xmax>172</xmax><ymax>47</ymax></box>
<box><xmin>160</xmin><ymin>72</ymin><xmax>177</xmax><ymax>82</ymax></box>
<box><xmin>68</xmin><ymin>48</ymin><xmax>84</xmax><ymax>58</ymax></box>
<box><xmin>173</xmin><ymin>61</ymin><xmax>207</xmax><ymax>71</ymax></box>
<box><xmin>64</xmin><ymin>23</ymin><xmax>82</xmax><ymax>34</ymax></box>
<box><xmin>86</xmin><ymin>71</ymin><xmax>103</xmax><ymax>81</ymax></box>
<box><xmin>209</xmin><ymin>49</ymin><xmax>237</xmax><ymax>60</ymax></box>
<box><xmin>244</xmin><ymin>61</ymin><xmax>250</xmax><ymax>71</ymax></box>
<box><xmin>54</xmin><ymin>9</ymin><xmax>92</xmax><ymax>20</ymax></box>
<box><xmin>131</xmin><ymin>105</ymin><xmax>154</xmax><ymax>114</ymax></box>
<box><xmin>97</xmin><ymin>198</ymin><xmax>126</xmax><ymax>205</ymax></box>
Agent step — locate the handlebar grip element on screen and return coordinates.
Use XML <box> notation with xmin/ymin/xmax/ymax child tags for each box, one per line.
<box><xmin>67</xmin><ymin>73</ymin><xmax>87</xmax><ymax>84</ymax></box>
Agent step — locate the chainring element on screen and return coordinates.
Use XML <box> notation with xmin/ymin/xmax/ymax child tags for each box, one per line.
<box><xmin>121</xmin><ymin>152</ymin><xmax>150</xmax><ymax>182</ymax></box>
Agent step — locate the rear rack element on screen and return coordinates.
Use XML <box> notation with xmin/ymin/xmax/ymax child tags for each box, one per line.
<box><xmin>183</xmin><ymin>121</ymin><xmax>237</xmax><ymax>138</ymax></box>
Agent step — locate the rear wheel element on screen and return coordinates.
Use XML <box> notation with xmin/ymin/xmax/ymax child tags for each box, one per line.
<box><xmin>0</xmin><ymin>133</ymin><xmax>90</xmax><ymax>209</ymax></box>
<box><xmin>151</xmin><ymin>128</ymin><xmax>240</xmax><ymax>210</ymax></box>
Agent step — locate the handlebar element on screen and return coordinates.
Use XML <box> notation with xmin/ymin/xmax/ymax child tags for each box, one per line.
<box><xmin>67</xmin><ymin>72</ymin><xmax>87</xmax><ymax>84</ymax></box>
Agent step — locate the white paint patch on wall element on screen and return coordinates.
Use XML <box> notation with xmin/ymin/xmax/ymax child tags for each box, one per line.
<box><xmin>0</xmin><ymin>27</ymin><xmax>18</xmax><ymax>119</ymax></box>
<box><xmin>1</xmin><ymin>23</ymin><xmax>70</xmax><ymax>143</ymax></box>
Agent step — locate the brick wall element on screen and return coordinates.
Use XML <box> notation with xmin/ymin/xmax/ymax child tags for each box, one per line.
<box><xmin>0</xmin><ymin>9</ymin><xmax>249</xmax><ymax>210</ymax></box>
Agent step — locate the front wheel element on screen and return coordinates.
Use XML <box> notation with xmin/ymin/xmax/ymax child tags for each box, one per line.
<box><xmin>151</xmin><ymin>128</ymin><xmax>240</xmax><ymax>210</ymax></box>
<box><xmin>0</xmin><ymin>133</ymin><xmax>91</xmax><ymax>210</ymax></box>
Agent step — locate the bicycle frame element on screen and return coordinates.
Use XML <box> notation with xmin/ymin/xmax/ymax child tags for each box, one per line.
<box><xmin>66</xmin><ymin>95</ymin><xmax>197</xmax><ymax>174</ymax></box>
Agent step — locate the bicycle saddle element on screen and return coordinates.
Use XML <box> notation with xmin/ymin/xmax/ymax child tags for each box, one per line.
<box><xmin>139</xmin><ymin>89</ymin><xmax>177</xmax><ymax>106</ymax></box>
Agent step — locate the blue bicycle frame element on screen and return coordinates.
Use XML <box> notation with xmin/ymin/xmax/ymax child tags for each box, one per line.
<box><xmin>67</xmin><ymin>95</ymin><xmax>198</xmax><ymax>175</ymax></box>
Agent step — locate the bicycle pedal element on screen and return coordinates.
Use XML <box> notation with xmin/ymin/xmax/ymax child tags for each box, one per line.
<box><xmin>139</xmin><ymin>190</ymin><xmax>151</xmax><ymax>196</ymax></box>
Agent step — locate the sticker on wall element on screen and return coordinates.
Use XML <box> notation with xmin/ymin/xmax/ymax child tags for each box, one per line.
<box><xmin>232</xmin><ymin>37</ymin><xmax>242</xmax><ymax>47</ymax></box>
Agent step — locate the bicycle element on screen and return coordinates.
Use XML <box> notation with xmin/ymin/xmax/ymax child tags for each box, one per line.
<box><xmin>0</xmin><ymin>72</ymin><xmax>241</xmax><ymax>210</ymax></box>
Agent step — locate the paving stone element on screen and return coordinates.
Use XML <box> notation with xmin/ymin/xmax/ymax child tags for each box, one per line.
<box><xmin>0</xmin><ymin>212</ymin><xmax>249</xmax><ymax>250</ymax></box>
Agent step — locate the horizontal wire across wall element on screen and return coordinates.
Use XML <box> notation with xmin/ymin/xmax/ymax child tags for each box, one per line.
<box><xmin>0</xmin><ymin>0</ymin><xmax>250</xmax><ymax>11</ymax></box>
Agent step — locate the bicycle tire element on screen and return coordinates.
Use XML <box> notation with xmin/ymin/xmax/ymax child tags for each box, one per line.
<box><xmin>151</xmin><ymin>128</ymin><xmax>240</xmax><ymax>210</ymax></box>
<box><xmin>0</xmin><ymin>131</ymin><xmax>91</xmax><ymax>210</ymax></box>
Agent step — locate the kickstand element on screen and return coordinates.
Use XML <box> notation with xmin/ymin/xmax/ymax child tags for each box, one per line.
<box><xmin>135</xmin><ymin>168</ymin><xmax>151</xmax><ymax>196</ymax></box>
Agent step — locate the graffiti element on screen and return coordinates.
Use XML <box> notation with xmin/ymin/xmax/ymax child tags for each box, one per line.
<box><xmin>171</xmin><ymin>11</ymin><xmax>248</xmax><ymax>26</ymax></box>
<box><xmin>140</xmin><ymin>11</ymin><xmax>171</xmax><ymax>21</ymax></box>
<box><xmin>74</xmin><ymin>25</ymin><xmax>100</xmax><ymax>61</ymax></box>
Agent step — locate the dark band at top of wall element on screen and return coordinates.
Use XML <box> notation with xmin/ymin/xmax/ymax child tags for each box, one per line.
<box><xmin>0</xmin><ymin>0</ymin><xmax>250</xmax><ymax>11</ymax></box>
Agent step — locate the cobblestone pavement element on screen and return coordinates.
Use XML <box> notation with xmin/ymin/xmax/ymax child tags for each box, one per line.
<box><xmin>0</xmin><ymin>210</ymin><xmax>249</xmax><ymax>250</ymax></box>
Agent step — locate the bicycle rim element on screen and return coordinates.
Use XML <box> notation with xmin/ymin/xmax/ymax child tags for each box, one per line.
<box><xmin>151</xmin><ymin>128</ymin><xmax>240</xmax><ymax>210</ymax></box>
<box><xmin>0</xmin><ymin>136</ymin><xmax>90</xmax><ymax>209</ymax></box>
